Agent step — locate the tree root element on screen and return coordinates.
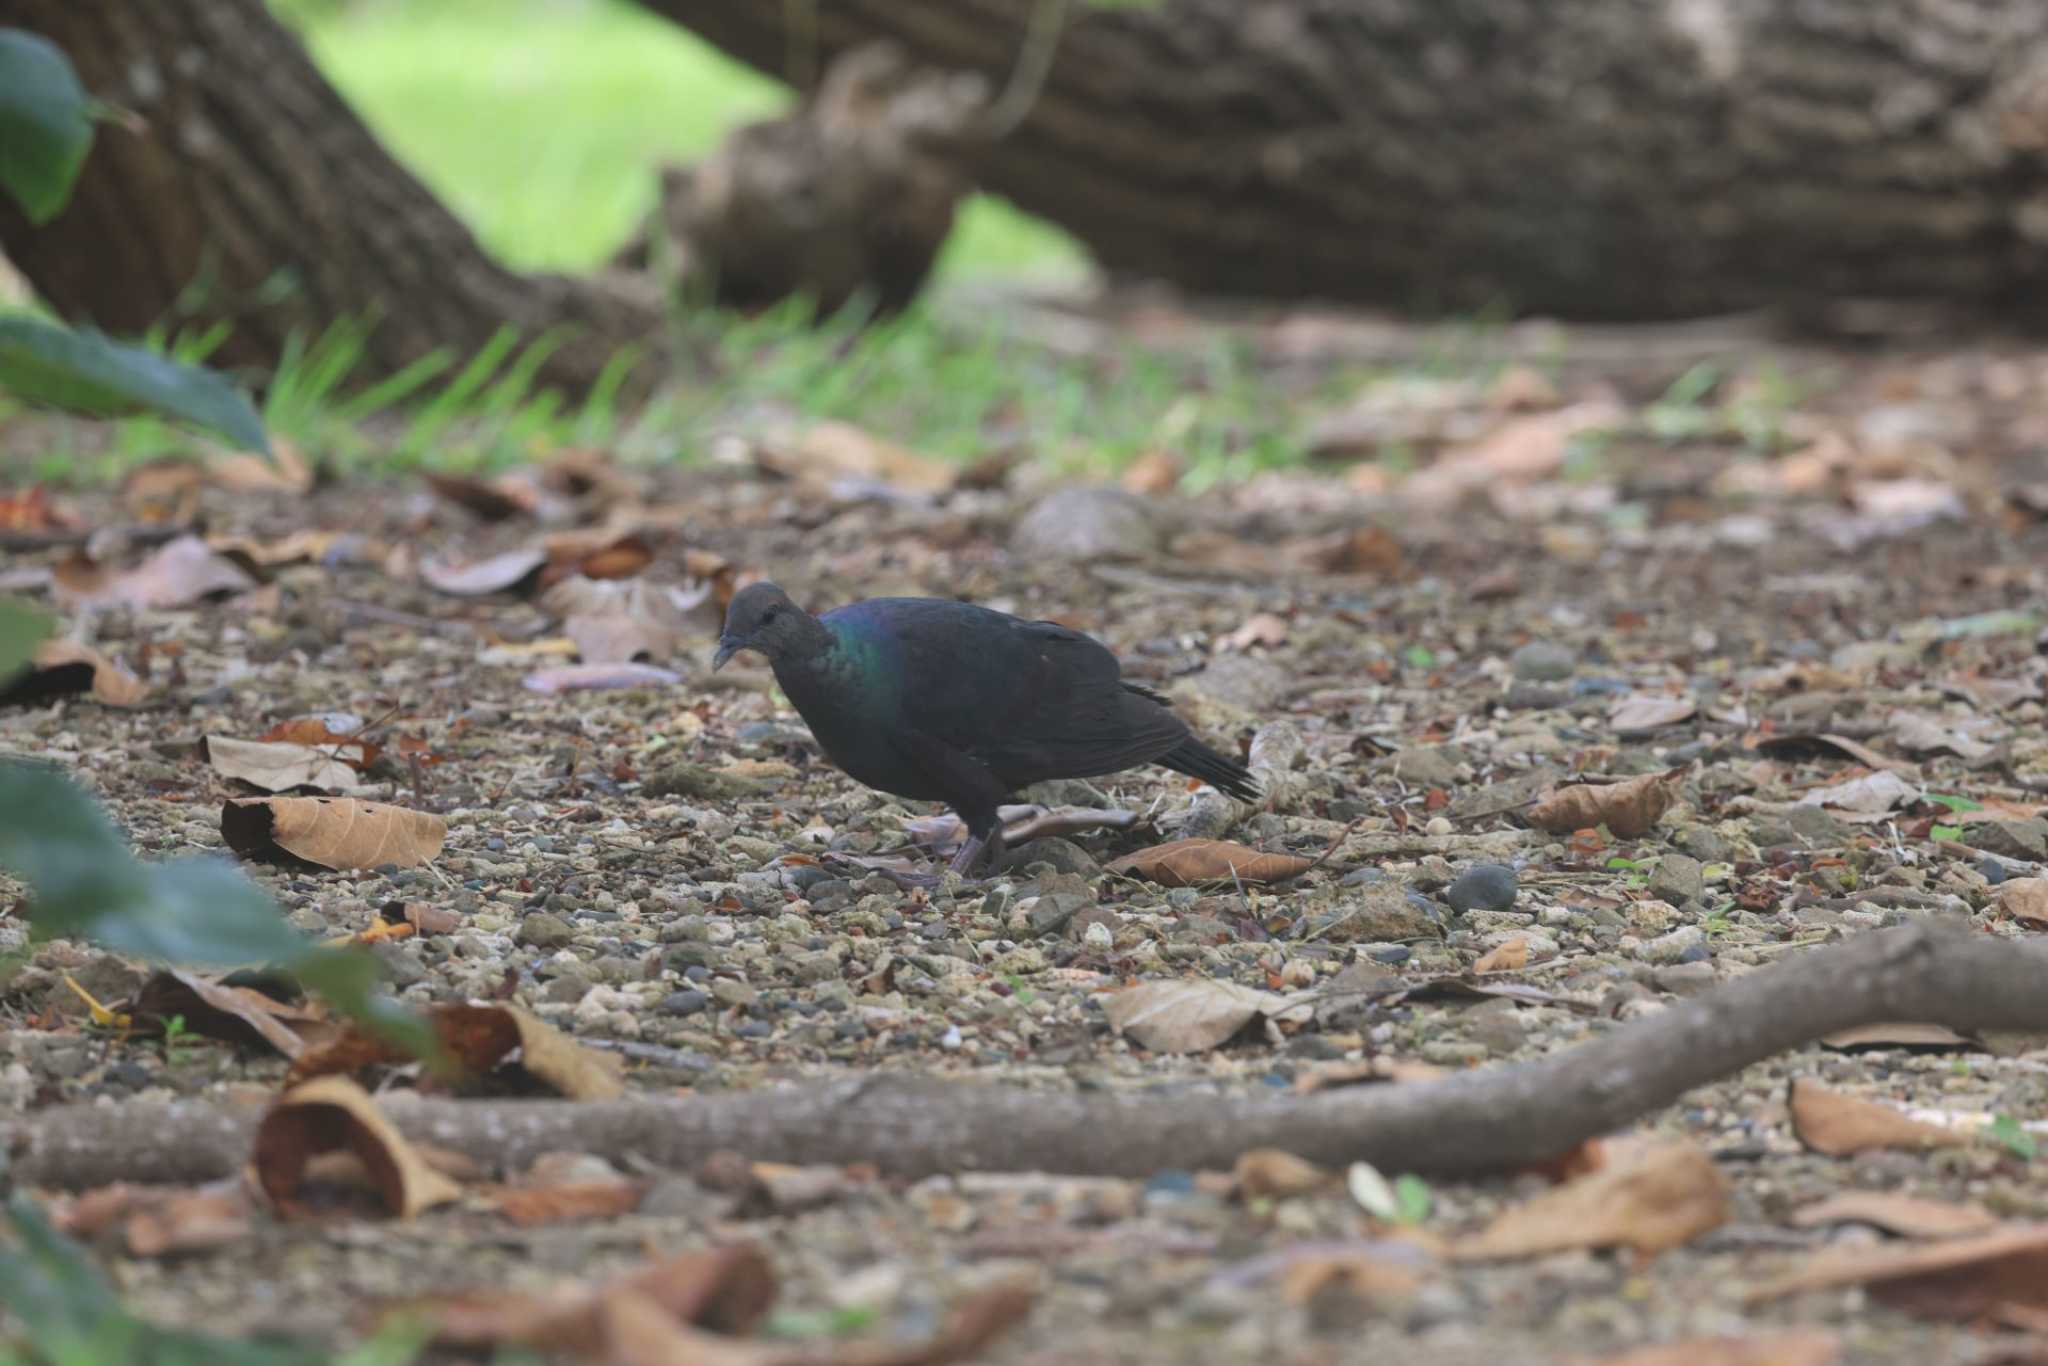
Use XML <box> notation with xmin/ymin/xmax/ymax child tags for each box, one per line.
<box><xmin>5</xmin><ymin>924</ymin><xmax>2040</xmax><ymax>1190</ymax></box>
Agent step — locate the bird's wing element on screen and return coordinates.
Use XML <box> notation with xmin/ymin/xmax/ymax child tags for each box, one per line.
<box><xmin>884</xmin><ymin>607</ymin><xmax>1190</xmax><ymax>786</ymax></box>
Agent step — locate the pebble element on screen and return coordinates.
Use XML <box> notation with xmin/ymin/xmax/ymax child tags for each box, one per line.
<box><xmin>660</xmin><ymin>989</ymin><xmax>711</xmax><ymax>1016</ymax></box>
<box><xmin>1011</xmin><ymin>485</ymin><xmax>1161</xmax><ymax>562</ymax></box>
<box><xmin>517</xmin><ymin>912</ymin><xmax>577</xmax><ymax>950</ymax></box>
<box><xmin>1647</xmin><ymin>854</ymin><xmax>1705</xmax><ymax>907</ymax></box>
<box><xmin>1637</xmin><ymin>925</ymin><xmax>1706</xmax><ymax>964</ymax></box>
<box><xmin>1446</xmin><ymin>863</ymin><xmax>1518</xmax><ymax>914</ymax></box>
<box><xmin>1510</xmin><ymin>640</ymin><xmax>1577</xmax><ymax>682</ymax></box>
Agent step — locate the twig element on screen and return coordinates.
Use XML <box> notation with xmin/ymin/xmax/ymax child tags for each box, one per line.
<box><xmin>6</xmin><ymin>925</ymin><xmax>2039</xmax><ymax>1189</ymax></box>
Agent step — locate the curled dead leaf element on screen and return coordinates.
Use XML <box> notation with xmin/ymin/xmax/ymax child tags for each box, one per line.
<box><xmin>1528</xmin><ymin>768</ymin><xmax>1684</xmax><ymax>839</ymax></box>
<box><xmin>288</xmin><ymin>1001</ymin><xmax>624</xmax><ymax>1099</ymax></box>
<box><xmin>419</xmin><ymin>547</ymin><xmax>549</xmax><ymax>596</ymax></box>
<box><xmin>1744</xmin><ymin>1223</ymin><xmax>2048</xmax><ymax>1321</ymax></box>
<box><xmin>1235</xmin><ymin>1148</ymin><xmax>1332</xmax><ymax>1200</ymax></box>
<box><xmin>253</xmin><ymin>1075</ymin><xmax>462</xmax><ymax>1219</ymax></box>
<box><xmin>130</xmin><ymin>968</ymin><xmax>331</xmax><ymax>1059</ymax></box>
<box><xmin>1451</xmin><ymin>1142</ymin><xmax>1729</xmax><ymax>1261</ymax></box>
<box><xmin>1996</xmin><ymin>877</ymin><xmax>2048</xmax><ymax>928</ymax></box>
<box><xmin>1787</xmin><ymin>1078</ymin><xmax>1972</xmax><ymax>1156</ymax></box>
<box><xmin>1105</xmin><ymin>838</ymin><xmax>1313</xmax><ymax>887</ymax></box>
<box><xmin>1</xmin><ymin>638</ymin><xmax>150</xmax><ymax>708</ymax></box>
<box><xmin>1787</xmin><ymin>1192</ymin><xmax>1998</xmax><ymax>1240</ymax></box>
<box><xmin>55</xmin><ymin>534</ymin><xmax>258</xmax><ymax>610</ymax></box>
<box><xmin>221</xmin><ymin>796</ymin><xmax>446</xmax><ymax>870</ymax></box>
<box><xmin>1473</xmin><ymin>938</ymin><xmax>1529</xmax><ymax>974</ymax></box>
<box><xmin>1607</xmin><ymin>693</ymin><xmax>1697</xmax><ymax>735</ymax></box>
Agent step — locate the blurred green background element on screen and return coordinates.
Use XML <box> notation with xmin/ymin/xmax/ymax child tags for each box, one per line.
<box><xmin>273</xmin><ymin>0</ymin><xmax>1084</xmax><ymax>281</ymax></box>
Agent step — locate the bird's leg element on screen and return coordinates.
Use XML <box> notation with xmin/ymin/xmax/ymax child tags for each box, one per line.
<box><xmin>945</xmin><ymin>816</ymin><xmax>1006</xmax><ymax>878</ymax></box>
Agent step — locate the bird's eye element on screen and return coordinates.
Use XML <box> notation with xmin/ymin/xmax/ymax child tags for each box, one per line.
<box><xmin>761</xmin><ymin>606</ymin><xmax>781</xmax><ymax>624</ymax></box>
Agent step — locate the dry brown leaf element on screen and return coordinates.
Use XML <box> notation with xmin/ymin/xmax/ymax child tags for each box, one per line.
<box><xmin>1819</xmin><ymin>1021</ymin><xmax>1976</xmax><ymax>1051</ymax></box>
<box><xmin>543</xmin><ymin>575</ymin><xmax>691</xmax><ymax>663</ymax></box>
<box><xmin>1291</xmin><ymin>1056</ymin><xmax>1449</xmax><ymax>1094</ymax></box>
<box><xmin>1105</xmin><ymin>838</ymin><xmax>1313</xmax><ymax>887</ymax></box>
<box><xmin>1788</xmin><ymin>1192</ymin><xmax>1998</xmax><ymax>1240</ymax></box>
<box><xmin>1275</xmin><ymin>1251</ymin><xmax>1424</xmax><ymax>1308</ymax></box>
<box><xmin>207</xmin><ymin>529</ymin><xmax>369</xmax><ymax>570</ymax></box>
<box><xmin>119</xmin><ymin>458</ymin><xmax>204</xmax><ymax>524</ymax></box>
<box><xmin>763</xmin><ymin>420</ymin><xmax>956</xmax><ymax>495</ymax></box>
<box><xmin>1120</xmin><ymin>450</ymin><xmax>1182</xmax><ymax>495</ymax></box>
<box><xmin>1528</xmin><ymin>769</ymin><xmax>1684</xmax><ymax>839</ymax></box>
<box><xmin>492</xmin><ymin>1180</ymin><xmax>650</xmax><ymax>1226</ymax></box>
<box><xmin>1099</xmin><ymin>978</ymin><xmax>1307</xmax><ymax>1053</ymax></box>
<box><xmin>1744</xmin><ymin>1223</ymin><xmax>2048</xmax><ymax>1318</ymax></box>
<box><xmin>1797</xmin><ymin>768</ymin><xmax>1917</xmax><ymax>815</ymax></box>
<box><xmin>1312</xmin><ymin>524</ymin><xmax>1406</xmax><ymax>577</ymax></box>
<box><xmin>407</xmin><ymin>1244</ymin><xmax>779</xmax><ymax>1351</ymax></box>
<box><xmin>1235</xmin><ymin>1148</ymin><xmax>1332</xmax><ymax>1200</ymax></box>
<box><xmin>256</xmin><ymin>715</ymin><xmax>380</xmax><ymax>767</ymax></box>
<box><xmin>55</xmin><ymin>534</ymin><xmax>258</xmax><ymax>610</ymax></box>
<box><xmin>207</xmin><ymin>736</ymin><xmax>368</xmax><ymax>794</ymax></box>
<box><xmin>288</xmin><ymin>1001</ymin><xmax>624</xmax><ymax>1099</ymax></box>
<box><xmin>1577</xmin><ymin>1331</ymin><xmax>1840</xmax><ymax>1366</ymax></box>
<box><xmin>1997</xmin><ymin>877</ymin><xmax>2048</xmax><ymax>928</ymax></box>
<box><xmin>0</xmin><ymin>483</ymin><xmax>79</xmax><ymax>532</ymax></box>
<box><xmin>1220</xmin><ymin>613</ymin><xmax>1289</xmax><ymax>652</ymax></box>
<box><xmin>253</xmin><ymin>1076</ymin><xmax>462</xmax><ymax>1219</ymax></box>
<box><xmin>1751</xmin><ymin>731</ymin><xmax>1913</xmax><ymax>773</ymax></box>
<box><xmin>1787</xmin><ymin>1078</ymin><xmax>1973</xmax><ymax>1156</ymax></box>
<box><xmin>419</xmin><ymin>547</ymin><xmax>549</xmax><ymax>596</ymax></box>
<box><xmin>1473</xmin><ymin>938</ymin><xmax>1529</xmax><ymax>974</ymax></box>
<box><xmin>423</xmin><ymin>471</ymin><xmax>535</xmax><ymax>522</ymax></box>
<box><xmin>124</xmin><ymin>1185</ymin><xmax>255</xmax><ymax>1257</ymax></box>
<box><xmin>207</xmin><ymin>438</ymin><xmax>315</xmax><ymax>494</ymax></box>
<box><xmin>540</xmin><ymin>528</ymin><xmax>655</xmax><ymax>584</ymax></box>
<box><xmin>1608</xmin><ymin>694</ymin><xmax>1698</xmax><ymax>735</ymax></box>
<box><xmin>221</xmin><ymin>796</ymin><xmax>446</xmax><ymax>870</ymax></box>
<box><xmin>1</xmin><ymin>638</ymin><xmax>150</xmax><ymax>708</ymax></box>
<box><xmin>1451</xmin><ymin>1142</ymin><xmax>1729</xmax><ymax>1260</ymax></box>
<box><xmin>130</xmin><ymin>968</ymin><xmax>331</xmax><ymax>1059</ymax></box>
<box><xmin>1401</xmin><ymin>399</ymin><xmax>1624</xmax><ymax>507</ymax></box>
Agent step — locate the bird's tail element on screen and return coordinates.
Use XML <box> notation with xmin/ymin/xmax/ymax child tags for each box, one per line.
<box><xmin>1161</xmin><ymin>738</ymin><xmax>1260</xmax><ymax>804</ymax></box>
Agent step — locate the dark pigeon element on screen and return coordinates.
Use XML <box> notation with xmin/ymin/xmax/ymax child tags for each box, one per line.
<box><xmin>713</xmin><ymin>582</ymin><xmax>1258</xmax><ymax>874</ymax></box>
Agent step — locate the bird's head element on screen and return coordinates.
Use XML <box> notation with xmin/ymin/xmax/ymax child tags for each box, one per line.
<box><xmin>713</xmin><ymin>581</ymin><xmax>817</xmax><ymax>670</ymax></box>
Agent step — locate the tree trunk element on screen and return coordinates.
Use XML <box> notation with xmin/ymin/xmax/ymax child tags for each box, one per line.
<box><xmin>0</xmin><ymin>0</ymin><xmax>664</xmax><ymax>395</ymax></box>
<box><xmin>638</xmin><ymin>0</ymin><xmax>2048</xmax><ymax>321</ymax></box>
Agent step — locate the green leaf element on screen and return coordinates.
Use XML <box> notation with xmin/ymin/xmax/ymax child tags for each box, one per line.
<box><xmin>0</xmin><ymin>316</ymin><xmax>270</xmax><ymax>452</ymax></box>
<box><xmin>0</xmin><ymin>596</ymin><xmax>52</xmax><ymax>677</ymax></box>
<box><xmin>1391</xmin><ymin>1173</ymin><xmax>1433</xmax><ymax>1225</ymax></box>
<box><xmin>1931</xmin><ymin>824</ymin><xmax>1962</xmax><ymax>843</ymax></box>
<box><xmin>0</xmin><ymin>30</ymin><xmax>94</xmax><ymax>224</ymax></box>
<box><xmin>1990</xmin><ymin>1113</ymin><xmax>2037</xmax><ymax>1161</ymax></box>
<box><xmin>1403</xmin><ymin>644</ymin><xmax>1436</xmax><ymax>669</ymax></box>
<box><xmin>0</xmin><ymin>764</ymin><xmax>428</xmax><ymax>1054</ymax></box>
<box><xmin>1926</xmin><ymin>793</ymin><xmax>1982</xmax><ymax>813</ymax></box>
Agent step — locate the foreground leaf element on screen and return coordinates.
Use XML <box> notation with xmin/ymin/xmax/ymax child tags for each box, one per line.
<box><xmin>1</xmin><ymin>637</ymin><xmax>152</xmax><ymax>708</ymax></box>
<box><xmin>0</xmin><ymin>316</ymin><xmax>268</xmax><ymax>452</ymax></box>
<box><xmin>207</xmin><ymin>736</ymin><xmax>369</xmax><ymax>795</ymax></box>
<box><xmin>289</xmin><ymin>1001</ymin><xmax>624</xmax><ymax>1099</ymax></box>
<box><xmin>0</xmin><ymin>765</ymin><xmax>421</xmax><ymax>1050</ymax></box>
<box><xmin>254</xmin><ymin>1076</ymin><xmax>462</xmax><ymax>1220</ymax></box>
<box><xmin>1786</xmin><ymin>1078</ymin><xmax>1972</xmax><ymax>1155</ymax></box>
<box><xmin>1451</xmin><ymin>1142</ymin><xmax>1729</xmax><ymax>1260</ymax></box>
<box><xmin>0</xmin><ymin>30</ymin><xmax>93</xmax><ymax>223</ymax></box>
<box><xmin>1105</xmin><ymin>838</ymin><xmax>1313</xmax><ymax>887</ymax></box>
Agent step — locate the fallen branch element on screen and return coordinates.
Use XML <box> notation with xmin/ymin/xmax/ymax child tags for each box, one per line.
<box><xmin>5</xmin><ymin>925</ymin><xmax>2041</xmax><ymax>1189</ymax></box>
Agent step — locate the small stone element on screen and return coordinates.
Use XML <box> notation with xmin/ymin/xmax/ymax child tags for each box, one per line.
<box><xmin>1311</xmin><ymin>884</ymin><xmax>1440</xmax><ymax>943</ymax></box>
<box><xmin>1189</xmin><ymin>653</ymin><xmax>1292</xmax><ymax>714</ymax></box>
<box><xmin>1012</xmin><ymin>486</ymin><xmax>1161</xmax><ymax>562</ymax></box>
<box><xmin>1672</xmin><ymin>825</ymin><xmax>1731</xmax><ymax>864</ymax></box>
<box><xmin>711</xmin><ymin>979</ymin><xmax>758</xmax><ymax>1008</ymax></box>
<box><xmin>643</xmin><ymin>761</ymin><xmax>767</xmax><ymax>801</ymax></box>
<box><xmin>1971</xmin><ymin>819</ymin><xmax>2048</xmax><ymax>862</ymax></box>
<box><xmin>1027</xmin><ymin>891</ymin><xmax>1091</xmax><ymax>938</ymax></box>
<box><xmin>1637</xmin><ymin>925</ymin><xmax>1705</xmax><ymax>964</ymax></box>
<box><xmin>517</xmin><ymin>912</ymin><xmax>576</xmax><ymax>950</ymax></box>
<box><xmin>1647</xmin><ymin>854</ymin><xmax>1705</xmax><ymax>907</ymax></box>
<box><xmin>1007</xmin><ymin>836</ymin><xmax>1099</xmax><ymax>879</ymax></box>
<box><xmin>1510</xmin><ymin>640</ymin><xmax>1577</xmax><ymax>682</ymax></box>
<box><xmin>1081</xmin><ymin>920</ymin><xmax>1114</xmax><ymax>951</ymax></box>
<box><xmin>660</xmin><ymin>989</ymin><xmax>711</xmax><ymax>1016</ymax></box>
<box><xmin>1503</xmin><ymin>682</ymin><xmax>1569</xmax><ymax>710</ymax></box>
<box><xmin>541</xmin><ymin>972</ymin><xmax>594</xmax><ymax>1004</ymax></box>
<box><xmin>1380</xmin><ymin>746</ymin><xmax>1462</xmax><ymax>789</ymax></box>
<box><xmin>1445</xmin><ymin>863</ymin><xmax>1517</xmax><ymax>914</ymax></box>
<box><xmin>1652</xmin><ymin>960</ymin><xmax>1718</xmax><ymax>995</ymax></box>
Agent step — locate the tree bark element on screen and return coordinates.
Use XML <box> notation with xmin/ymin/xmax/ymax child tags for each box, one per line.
<box><xmin>8</xmin><ymin>924</ymin><xmax>2044</xmax><ymax>1189</ymax></box>
<box><xmin>0</xmin><ymin>0</ymin><xmax>664</xmax><ymax>395</ymax></box>
<box><xmin>638</xmin><ymin>0</ymin><xmax>2048</xmax><ymax>321</ymax></box>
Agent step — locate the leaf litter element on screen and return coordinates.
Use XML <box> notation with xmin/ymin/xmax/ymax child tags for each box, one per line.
<box><xmin>8</xmin><ymin>318</ymin><xmax>2048</xmax><ymax>1362</ymax></box>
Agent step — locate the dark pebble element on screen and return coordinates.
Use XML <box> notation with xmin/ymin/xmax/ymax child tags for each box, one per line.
<box><xmin>1676</xmin><ymin>942</ymin><xmax>1714</xmax><ymax>964</ymax></box>
<box><xmin>1570</xmin><ymin>677</ymin><xmax>1632</xmax><ymax>697</ymax></box>
<box><xmin>1370</xmin><ymin>945</ymin><xmax>1413</xmax><ymax>965</ymax></box>
<box><xmin>1445</xmin><ymin>863</ymin><xmax>1518</xmax><ymax>915</ymax></box>
<box><xmin>1978</xmin><ymin>857</ymin><xmax>2010</xmax><ymax>886</ymax></box>
<box><xmin>485</xmin><ymin>837</ymin><xmax>507</xmax><ymax>852</ymax></box>
<box><xmin>834</xmin><ymin>1018</ymin><xmax>869</xmax><ymax>1040</ymax></box>
<box><xmin>660</xmin><ymin>990</ymin><xmax>711</xmax><ymax>1017</ymax></box>
<box><xmin>786</xmin><ymin>865</ymin><xmax>835</xmax><ymax>893</ymax></box>
<box><xmin>682</xmin><ymin>964</ymin><xmax>711</xmax><ymax>983</ymax></box>
<box><xmin>918</xmin><ymin>921</ymin><xmax>951</xmax><ymax>941</ymax></box>
<box><xmin>103</xmin><ymin>1060</ymin><xmax>154</xmax><ymax>1090</ymax></box>
<box><xmin>733</xmin><ymin>1020</ymin><xmax>774</xmax><ymax>1039</ymax></box>
<box><xmin>1145</xmin><ymin>1170</ymin><xmax>1196</xmax><ymax>1196</ymax></box>
<box><xmin>1341</xmin><ymin>866</ymin><xmax>1388</xmax><ymax>886</ymax></box>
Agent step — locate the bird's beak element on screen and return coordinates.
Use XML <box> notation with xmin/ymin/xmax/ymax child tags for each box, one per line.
<box><xmin>711</xmin><ymin>635</ymin><xmax>744</xmax><ymax>671</ymax></box>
